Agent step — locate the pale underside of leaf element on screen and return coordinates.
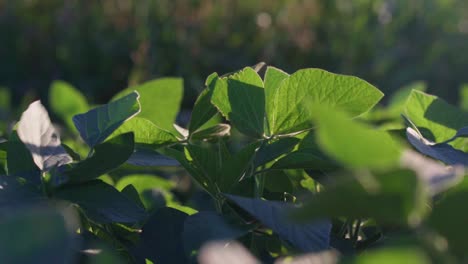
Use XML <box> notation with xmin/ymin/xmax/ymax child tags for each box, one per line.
<box><xmin>17</xmin><ymin>101</ymin><xmax>72</xmax><ymax>171</ymax></box>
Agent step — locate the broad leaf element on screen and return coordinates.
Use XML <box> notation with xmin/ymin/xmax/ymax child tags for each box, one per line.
<box><xmin>0</xmin><ymin>175</ymin><xmax>43</xmax><ymax>210</ymax></box>
<box><xmin>312</xmin><ymin>105</ymin><xmax>402</xmax><ymax>169</ymax></box>
<box><xmin>6</xmin><ymin>131</ymin><xmax>41</xmax><ymax>184</ymax></box>
<box><xmin>292</xmin><ymin>169</ymin><xmax>427</xmax><ymax>226</ymax></box>
<box><xmin>126</xmin><ymin>149</ymin><xmax>180</xmax><ymax>167</ymax></box>
<box><xmin>226</xmin><ymin>194</ymin><xmax>331</xmax><ymax>252</ymax></box>
<box><xmin>0</xmin><ymin>205</ymin><xmax>79</xmax><ymax>264</ymax></box>
<box><xmin>55</xmin><ymin>180</ymin><xmax>147</xmax><ymax>223</ymax></box>
<box><xmin>188</xmin><ymin>73</ymin><xmax>219</xmax><ymax>132</ymax></box>
<box><xmin>115</xmin><ymin>174</ymin><xmax>175</xmax><ymax>193</ymax></box>
<box><xmin>264</xmin><ymin>66</ymin><xmax>290</xmax><ymax>134</ymax></box>
<box><xmin>272</xmin><ymin>149</ymin><xmax>338</xmax><ymax>171</ymax></box>
<box><xmin>64</xmin><ymin>133</ymin><xmax>135</xmax><ymax>183</ymax></box>
<box><xmin>17</xmin><ymin>101</ymin><xmax>72</xmax><ymax>172</ymax></box>
<box><xmin>182</xmin><ymin>211</ymin><xmax>248</xmax><ymax>257</ymax></box>
<box><xmin>164</xmin><ymin>147</ymin><xmax>217</xmax><ymax>195</ymax></box>
<box><xmin>73</xmin><ymin>92</ymin><xmax>140</xmax><ymax>148</ymax></box>
<box><xmin>429</xmin><ymin>178</ymin><xmax>468</xmax><ymax>257</ymax></box>
<box><xmin>219</xmin><ymin>142</ymin><xmax>259</xmax><ymax>192</ymax></box>
<box><xmin>0</xmin><ymin>142</ymin><xmax>5</xmax><ymax>174</ymax></box>
<box><xmin>109</xmin><ymin>117</ymin><xmax>178</xmax><ymax>149</ymax></box>
<box><xmin>254</xmin><ymin>137</ymin><xmax>300</xmax><ymax>167</ymax></box>
<box><xmin>121</xmin><ymin>184</ymin><xmax>146</xmax><ymax>210</ymax></box>
<box><xmin>190</xmin><ymin>124</ymin><xmax>231</xmax><ymax>141</ymax></box>
<box><xmin>386</xmin><ymin>81</ymin><xmax>426</xmax><ymax>115</ymax></box>
<box><xmin>406</xmin><ymin>127</ymin><xmax>468</xmax><ymax>166</ymax></box>
<box><xmin>401</xmin><ymin>150</ymin><xmax>464</xmax><ymax>195</ymax></box>
<box><xmin>211</xmin><ymin>67</ymin><xmax>265</xmax><ymax>137</ymax></box>
<box><xmin>138</xmin><ymin>207</ymin><xmax>188</xmax><ymax>264</ymax></box>
<box><xmin>112</xmin><ymin>78</ymin><xmax>183</xmax><ymax>132</ymax></box>
<box><xmin>404</xmin><ymin>90</ymin><xmax>468</xmax><ymax>149</ymax></box>
<box><xmin>49</xmin><ymin>80</ymin><xmax>89</xmax><ymax>131</ymax></box>
<box><xmin>266</xmin><ymin>68</ymin><xmax>383</xmax><ymax>135</ymax></box>
<box><xmin>459</xmin><ymin>84</ymin><xmax>468</xmax><ymax>111</ymax></box>
<box><xmin>347</xmin><ymin>248</ymin><xmax>431</xmax><ymax>264</ymax></box>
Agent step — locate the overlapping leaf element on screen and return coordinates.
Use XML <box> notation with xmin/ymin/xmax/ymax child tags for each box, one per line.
<box><xmin>17</xmin><ymin>101</ymin><xmax>72</xmax><ymax>172</ymax></box>
<box><xmin>266</xmin><ymin>69</ymin><xmax>383</xmax><ymax>135</ymax></box>
<box><xmin>112</xmin><ymin>78</ymin><xmax>183</xmax><ymax>132</ymax></box>
<box><xmin>73</xmin><ymin>92</ymin><xmax>140</xmax><ymax>148</ymax></box>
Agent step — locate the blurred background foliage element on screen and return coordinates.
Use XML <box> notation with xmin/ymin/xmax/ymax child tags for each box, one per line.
<box><xmin>1</xmin><ymin>0</ymin><xmax>468</xmax><ymax>109</ymax></box>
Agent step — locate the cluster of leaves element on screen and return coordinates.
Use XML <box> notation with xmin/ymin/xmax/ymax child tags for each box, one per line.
<box><xmin>2</xmin><ymin>64</ymin><xmax>468</xmax><ymax>263</ymax></box>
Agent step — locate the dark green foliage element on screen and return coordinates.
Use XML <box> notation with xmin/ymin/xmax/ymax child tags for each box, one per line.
<box><xmin>1</xmin><ymin>64</ymin><xmax>468</xmax><ymax>263</ymax></box>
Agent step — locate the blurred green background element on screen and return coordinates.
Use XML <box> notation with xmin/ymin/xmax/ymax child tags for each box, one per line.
<box><xmin>1</xmin><ymin>0</ymin><xmax>468</xmax><ymax>108</ymax></box>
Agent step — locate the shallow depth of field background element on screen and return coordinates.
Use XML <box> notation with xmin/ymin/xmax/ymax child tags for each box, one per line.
<box><xmin>1</xmin><ymin>0</ymin><xmax>468</xmax><ymax>109</ymax></box>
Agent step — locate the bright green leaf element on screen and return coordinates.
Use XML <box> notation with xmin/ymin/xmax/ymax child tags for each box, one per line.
<box><xmin>188</xmin><ymin>73</ymin><xmax>219</xmax><ymax>132</ymax></box>
<box><xmin>115</xmin><ymin>174</ymin><xmax>175</xmax><ymax>193</ymax></box>
<box><xmin>211</xmin><ymin>67</ymin><xmax>265</xmax><ymax>137</ymax></box>
<box><xmin>404</xmin><ymin>90</ymin><xmax>468</xmax><ymax>148</ymax></box>
<box><xmin>109</xmin><ymin>117</ymin><xmax>177</xmax><ymax>149</ymax></box>
<box><xmin>346</xmin><ymin>248</ymin><xmax>431</xmax><ymax>264</ymax></box>
<box><xmin>49</xmin><ymin>80</ymin><xmax>89</xmax><ymax>131</ymax></box>
<box><xmin>312</xmin><ymin>105</ymin><xmax>402</xmax><ymax>169</ymax></box>
<box><xmin>267</xmin><ymin>69</ymin><xmax>383</xmax><ymax>135</ymax></box>
<box><xmin>112</xmin><ymin>78</ymin><xmax>183</xmax><ymax>132</ymax></box>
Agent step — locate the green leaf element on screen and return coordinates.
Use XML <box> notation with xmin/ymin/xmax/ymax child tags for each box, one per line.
<box><xmin>186</xmin><ymin>144</ymin><xmax>222</xmax><ymax>184</ymax></box>
<box><xmin>0</xmin><ymin>86</ymin><xmax>11</xmax><ymax>111</ymax></box>
<box><xmin>312</xmin><ymin>105</ymin><xmax>402</xmax><ymax>170</ymax></box>
<box><xmin>406</xmin><ymin>127</ymin><xmax>468</xmax><ymax>166</ymax></box>
<box><xmin>126</xmin><ymin>149</ymin><xmax>180</xmax><ymax>167</ymax></box>
<box><xmin>182</xmin><ymin>211</ymin><xmax>248</xmax><ymax>257</ymax></box>
<box><xmin>346</xmin><ymin>248</ymin><xmax>431</xmax><ymax>264</ymax></box>
<box><xmin>459</xmin><ymin>83</ymin><xmax>468</xmax><ymax>111</ymax></box>
<box><xmin>264</xmin><ymin>170</ymin><xmax>294</xmax><ymax>193</ymax></box>
<box><xmin>73</xmin><ymin>92</ymin><xmax>140</xmax><ymax>148</ymax></box>
<box><xmin>292</xmin><ymin>169</ymin><xmax>427</xmax><ymax>225</ymax></box>
<box><xmin>428</xmin><ymin>178</ymin><xmax>468</xmax><ymax>257</ymax></box>
<box><xmin>109</xmin><ymin>117</ymin><xmax>178</xmax><ymax>149</ymax></box>
<box><xmin>0</xmin><ymin>141</ymin><xmax>7</xmax><ymax>175</ymax></box>
<box><xmin>254</xmin><ymin>137</ymin><xmax>300</xmax><ymax>167</ymax></box>
<box><xmin>188</xmin><ymin>73</ymin><xmax>219</xmax><ymax>132</ymax></box>
<box><xmin>266</xmin><ymin>69</ymin><xmax>383</xmax><ymax>135</ymax></box>
<box><xmin>404</xmin><ymin>90</ymin><xmax>468</xmax><ymax>148</ymax></box>
<box><xmin>164</xmin><ymin>147</ymin><xmax>217</xmax><ymax>195</ymax></box>
<box><xmin>211</xmin><ymin>67</ymin><xmax>265</xmax><ymax>137</ymax></box>
<box><xmin>111</xmin><ymin>78</ymin><xmax>183</xmax><ymax>132</ymax></box>
<box><xmin>63</xmin><ymin>133</ymin><xmax>135</xmax><ymax>183</ymax></box>
<box><xmin>17</xmin><ymin>101</ymin><xmax>72</xmax><ymax>172</ymax></box>
<box><xmin>219</xmin><ymin>142</ymin><xmax>259</xmax><ymax>192</ymax></box>
<box><xmin>386</xmin><ymin>81</ymin><xmax>426</xmax><ymax>113</ymax></box>
<box><xmin>6</xmin><ymin>131</ymin><xmax>41</xmax><ymax>184</ymax></box>
<box><xmin>115</xmin><ymin>174</ymin><xmax>175</xmax><ymax>193</ymax></box>
<box><xmin>121</xmin><ymin>184</ymin><xmax>146</xmax><ymax>210</ymax></box>
<box><xmin>190</xmin><ymin>124</ymin><xmax>230</xmax><ymax>141</ymax></box>
<box><xmin>264</xmin><ymin>66</ymin><xmax>290</xmax><ymax>134</ymax></box>
<box><xmin>0</xmin><ymin>175</ymin><xmax>43</xmax><ymax>210</ymax></box>
<box><xmin>138</xmin><ymin>207</ymin><xmax>188</xmax><ymax>264</ymax></box>
<box><xmin>55</xmin><ymin>180</ymin><xmax>147</xmax><ymax>223</ymax></box>
<box><xmin>49</xmin><ymin>80</ymin><xmax>89</xmax><ymax>131</ymax></box>
<box><xmin>226</xmin><ymin>194</ymin><xmax>331</xmax><ymax>252</ymax></box>
<box><xmin>272</xmin><ymin>149</ymin><xmax>338</xmax><ymax>171</ymax></box>
<box><xmin>0</xmin><ymin>205</ymin><xmax>79</xmax><ymax>263</ymax></box>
